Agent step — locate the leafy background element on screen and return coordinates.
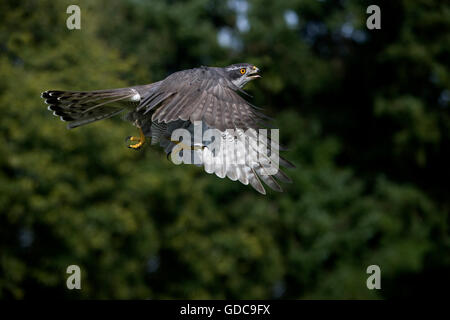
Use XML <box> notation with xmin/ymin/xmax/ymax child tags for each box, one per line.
<box><xmin>0</xmin><ymin>0</ymin><xmax>448</xmax><ymax>299</ymax></box>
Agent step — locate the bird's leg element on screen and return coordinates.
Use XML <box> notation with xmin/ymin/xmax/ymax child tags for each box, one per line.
<box><xmin>126</xmin><ymin>126</ymin><xmax>146</xmax><ymax>149</ymax></box>
<box><xmin>166</xmin><ymin>139</ymin><xmax>205</xmax><ymax>160</ymax></box>
<box><xmin>170</xmin><ymin>139</ymin><xmax>205</xmax><ymax>151</ymax></box>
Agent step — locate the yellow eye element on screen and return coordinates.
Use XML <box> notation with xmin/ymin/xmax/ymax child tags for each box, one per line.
<box><xmin>240</xmin><ymin>68</ymin><xmax>246</xmax><ymax>74</ymax></box>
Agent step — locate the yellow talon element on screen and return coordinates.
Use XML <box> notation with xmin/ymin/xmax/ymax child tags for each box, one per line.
<box><xmin>127</xmin><ymin>127</ymin><xmax>146</xmax><ymax>149</ymax></box>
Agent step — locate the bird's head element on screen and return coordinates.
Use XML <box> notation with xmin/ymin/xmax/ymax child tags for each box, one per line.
<box><xmin>224</xmin><ymin>63</ymin><xmax>261</xmax><ymax>88</ymax></box>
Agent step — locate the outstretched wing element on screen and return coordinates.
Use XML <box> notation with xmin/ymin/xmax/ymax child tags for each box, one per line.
<box><xmin>137</xmin><ymin>67</ymin><xmax>270</xmax><ymax>131</ymax></box>
<box><xmin>155</xmin><ymin>121</ymin><xmax>295</xmax><ymax>194</ymax></box>
<box><xmin>196</xmin><ymin>128</ymin><xmax>294</xmax><ymax>194</ymax></box>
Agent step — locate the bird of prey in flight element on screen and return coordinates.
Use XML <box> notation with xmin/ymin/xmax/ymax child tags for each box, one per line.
<box><xmin>41</xmin><ymin>63</ymin><xmax>295</xmax><ymax>194</ymax></box>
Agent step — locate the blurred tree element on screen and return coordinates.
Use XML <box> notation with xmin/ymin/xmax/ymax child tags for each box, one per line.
<box><xmin>0</xmin><ymin>0</ymin><xmax>448</xmax><ymax>299</ymax></box>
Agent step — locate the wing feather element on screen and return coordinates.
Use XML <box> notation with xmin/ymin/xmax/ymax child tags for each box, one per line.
<box><xmin>137</xmin><ymin>67</ymin><xmax>268</xmax><ymax>131</ymax></box>
<box><xmin>160</xmin><ymin>121</ymin><xmax>294</xmax><ymax>194</ymax></box>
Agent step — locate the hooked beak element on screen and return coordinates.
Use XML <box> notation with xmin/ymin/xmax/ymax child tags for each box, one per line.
<box><xmin>248</xmin><ymin>66</ymin><xmax>261</xmax><ymax>79</ymax></box>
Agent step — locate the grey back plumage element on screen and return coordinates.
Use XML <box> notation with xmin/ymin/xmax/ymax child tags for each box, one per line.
<box><xmin>137</xmin><ymin>66</ymin><xmax>267</xmax><ymax>131</ymax></box>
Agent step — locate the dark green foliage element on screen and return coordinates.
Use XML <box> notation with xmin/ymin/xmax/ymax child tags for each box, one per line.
<box><xmin>0</xmin><ymin>0</ymin><xmax>448</xmax><ymax>299</ymax></box>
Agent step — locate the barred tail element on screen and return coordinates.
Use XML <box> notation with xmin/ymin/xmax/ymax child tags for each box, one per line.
<box><xmin>41</xmin><ymin>88</ymin><xmax>142</xmax><ymax>129</ymax></box>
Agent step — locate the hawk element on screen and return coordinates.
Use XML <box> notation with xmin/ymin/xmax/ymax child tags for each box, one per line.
<box><xmin>41</xmin><ymin>63</ymin><xmax>295</xmax><ymax>194</ymax></box>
